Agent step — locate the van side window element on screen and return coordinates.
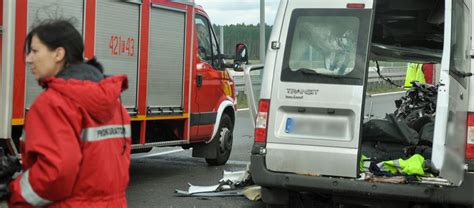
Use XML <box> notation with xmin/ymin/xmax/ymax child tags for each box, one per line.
<box><xmin>450</xmin><ymin>1</ymin><xmax>469</xmax><ymax>88</ymax></box>
<box><xmin>196</xmin><ymin>16</ymin><xmax>212</xmax><ymax>63</ymax></box>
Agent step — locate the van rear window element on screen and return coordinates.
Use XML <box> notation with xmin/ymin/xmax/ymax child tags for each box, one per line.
<box><xmin>281</xmin><ymin>9</ymin><xmax>372</xmax><ymax>85</ymax></box>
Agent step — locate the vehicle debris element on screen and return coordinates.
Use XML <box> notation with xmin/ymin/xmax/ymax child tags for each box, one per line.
<box><xmin>175</xmin><ymin>168</ymin><xmax>258</xmax><ymax>198</ymax></box>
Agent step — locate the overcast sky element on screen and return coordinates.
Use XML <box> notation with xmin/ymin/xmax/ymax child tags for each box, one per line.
<box><xmin>194</xmin><ymin>0</ymin><xmax>280</xmax><ymax>25</ymax></box>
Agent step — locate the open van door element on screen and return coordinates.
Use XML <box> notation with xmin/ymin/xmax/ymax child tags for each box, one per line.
<box><xmin>242</xmin><ymin>65</ymin><xmax>264</xmax><ymax>128</ymax></box>
<box><xmin>264</xmin><ymin>0</ymin><xmax>374</xmax><ymax>178</ymax></box>
<box><xmin>432</xmin><ymin>0</ymin><xmax>471</xmax><ymax>186</ymax></box>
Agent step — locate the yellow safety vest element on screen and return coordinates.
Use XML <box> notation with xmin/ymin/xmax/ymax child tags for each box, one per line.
<box><xmin>379</xmin><ymin>154</ymin><xmax>426</xmax><ymax>176</ymax></box>
<box><xmin>404</xmin><ymin>63</ymin><xmax>426</xmax><ymax>88</ymax></box>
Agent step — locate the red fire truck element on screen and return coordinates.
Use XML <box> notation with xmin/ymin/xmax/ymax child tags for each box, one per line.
<box><xmin>0</xmin><ymin>0</ymin><xmax>246</xmax><ymax>165</ymax></box>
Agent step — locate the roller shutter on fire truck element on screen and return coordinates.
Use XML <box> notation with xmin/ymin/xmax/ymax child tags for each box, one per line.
<box><xmin>95</xmin><ymin>0</ymin><xmax>139</xmax><ymax>110</ymax></box>
<box><xmin>147</xmin><ymin>5</ymin><xmax>185</xmax><ymax>113</ymax></box>
<box><xmin>25</xmin><ymin>0</ymin><xmax>84</xmax><ymax>109</ymax></box>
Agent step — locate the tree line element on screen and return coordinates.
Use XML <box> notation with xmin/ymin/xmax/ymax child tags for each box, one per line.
<box><xmin>213</xmin><ymin>23</ymin><xmax>272</xmax><ymax>61</ymax></box>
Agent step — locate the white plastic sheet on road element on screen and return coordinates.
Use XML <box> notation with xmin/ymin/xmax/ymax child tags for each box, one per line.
<box><xmin>175</xmin><ymin>167</ymin><xmax>261</xmax><ymax>200</ymax></box>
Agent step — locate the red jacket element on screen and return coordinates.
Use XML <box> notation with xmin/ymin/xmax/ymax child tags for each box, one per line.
<box><xmin>9</xmin><ymin>64</ymin><xmax>131</xmax><ymax>207</ymax></box>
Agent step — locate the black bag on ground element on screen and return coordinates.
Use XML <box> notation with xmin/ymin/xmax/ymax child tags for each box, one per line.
<box><xmin>363</xmin><ymin>119</ymin><xmax>404</xmax><ymax>143</ymax></box>
<box><xmin>361</xmin><ymin>141</ymin><xmax>408</xmax><ymax>162</ymax></box>
<box><xmin>407</xmin><ymin>114</ymin><xmax>432</xmax><ymax>133</ymax></box>
<box><xmin>362</xmin><ymin>114</ymin><xmax>419</xmax><ymax>145</ymax></box>
<box><xmin>387</xmin><ymin>114</ymin><xmax>419</xmax><ymax>145</ymax></box>
<box><xmin>419</xmin><ymin>122</ymin><xmax>435</xmax><ymax>145</ymax></box>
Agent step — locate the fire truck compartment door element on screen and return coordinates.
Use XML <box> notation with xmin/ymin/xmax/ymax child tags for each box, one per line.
<box><xmin>95</xmin><ymin>0</ymin><xmax>139</xmax><ymax>109</ymax></box>
<box><xmin>147</xmin><ymin>5</ymin><xmax>186</xmax><ymax>109</ymax></box>
<box><xmin>25</xmin><ymin>0</ymin><xmax>84</xmax><ymax>109</ymax></box>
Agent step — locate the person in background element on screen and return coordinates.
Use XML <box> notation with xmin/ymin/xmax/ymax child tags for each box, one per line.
<box><xmin>8</xmin><ymin>19</ymin><xmax>131</xmax><ymax>207</ymax></box>
<box><xmin>404</xmin><ymin>63</ymin><xmax>426</xmax><ymax>89</ymax></box>
<box><xmin>422</xmin><ymin>64</ymin><xmax>434</xmax><ymax>84</ymax></box>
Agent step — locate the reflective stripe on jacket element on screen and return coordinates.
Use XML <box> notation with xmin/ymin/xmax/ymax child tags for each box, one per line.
<box><xmin>377</xmin><ymin>154</ymin><xmax>426</xmax><ymax>176</ymax></box>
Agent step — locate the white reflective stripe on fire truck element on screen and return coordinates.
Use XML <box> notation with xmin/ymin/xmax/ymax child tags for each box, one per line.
<box><xmin>81</xmin><ymin>125</ymin><xmax>131</xmax><ymax>142</ymax></box>
<box><xmin>20</xmin><ymin>170</ymin><xmax>52</xmax><ymax>206</ymax></box>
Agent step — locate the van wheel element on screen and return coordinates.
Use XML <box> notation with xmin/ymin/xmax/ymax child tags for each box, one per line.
<box><xmin>206</xmin><ymin>114</ymin><xmax>233</xmax><ymax>166</ymax></box>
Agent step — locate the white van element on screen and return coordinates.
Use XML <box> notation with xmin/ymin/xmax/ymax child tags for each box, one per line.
<box><xmin>246</xmin><ymin>0</ymin><xmax>474</xmax><ymax>206</ymax></box>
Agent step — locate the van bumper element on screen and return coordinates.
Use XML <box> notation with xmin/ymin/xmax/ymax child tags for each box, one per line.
<box><xmin>250</xmin><ymin>154</ymin><xmax>474</xmax><ymax>205</ymax></box>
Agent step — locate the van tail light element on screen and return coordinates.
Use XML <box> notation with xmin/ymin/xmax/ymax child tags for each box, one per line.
<box><xmin>466</xmin><ymin>113</ymin><xmax>474</xmax><ymax>159</ymax></box>
<box><xmin>254</xmin><ymin>99</ymin><xmax>270</xmax><ymax>143</ymax></box>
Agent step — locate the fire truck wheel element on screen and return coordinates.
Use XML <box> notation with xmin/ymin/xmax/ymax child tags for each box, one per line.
<box><xmin>206</xmin><ymin>114</ymin><xmax>233</xmax><ymax>166</ymax></box>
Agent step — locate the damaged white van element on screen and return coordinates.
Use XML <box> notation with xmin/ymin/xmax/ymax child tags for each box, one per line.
<box><xmin>247</xmin><ymin>0</ymin><xmax>474</xmax><ymax>207</ymax></box>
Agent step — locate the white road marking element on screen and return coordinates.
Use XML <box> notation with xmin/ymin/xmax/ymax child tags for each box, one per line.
<box><xmin>132</xmin><ymin>149</ymin><xmax>250</xmax><ymax>166</ymax></box>
<box><xmin>132</xmin><ymin>148</ymin><xmax>186</xmax><ymax>159</ymax></box>
<box><xmin>368</xmin><ymin>91</ymin><xmax>405</xmax><ymax>97</ymax></box>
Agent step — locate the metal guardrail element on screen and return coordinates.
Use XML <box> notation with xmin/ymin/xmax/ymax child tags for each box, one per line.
<box><xmin>231</xmin><ymin>66</ymin><xmax>406</xmax><ymax>91</ymax></box>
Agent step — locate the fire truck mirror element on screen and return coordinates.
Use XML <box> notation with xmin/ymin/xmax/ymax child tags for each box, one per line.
<box><xmin>234</xmin><ymin>43</ymin><xmax>248</xmax><ymax>68</ymax></box>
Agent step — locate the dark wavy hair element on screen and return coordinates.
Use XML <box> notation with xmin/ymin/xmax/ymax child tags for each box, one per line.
<box><xmin>25</xmin><ymin>19</ymin><xmax>103</xmax><ymax>72</ymax></box>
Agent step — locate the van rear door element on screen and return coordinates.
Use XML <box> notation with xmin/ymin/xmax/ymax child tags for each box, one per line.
<box><xmin>265</xmin><ymin>0</ymin><xmax>374</xmax><ymax>178</ymax></box>
<box><xmin>432</xmin><ymin>0</ymin><xmax>471</xmax><ymax>186</ymax></box>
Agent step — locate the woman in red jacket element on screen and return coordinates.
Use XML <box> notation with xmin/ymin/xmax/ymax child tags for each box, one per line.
<box><xmin>9</xmin><ymin>20</ymin><xmax>131</xmax><ymax>207</ymax></box>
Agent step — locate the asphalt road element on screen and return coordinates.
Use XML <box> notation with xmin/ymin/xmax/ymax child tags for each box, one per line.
<box><xmin>364</xmin><ymin>91</ymin><xmax>405</xmax><ymax>119</ymax></box>
<box><xmin>126</xmin><ymin>93</ymin><xmax>405</xmax><ymax>208</ymax></box>
<box><xmin>127</xmin><ymin>110</ymin><xmax>264</xmax><ymax>208</ymax></box>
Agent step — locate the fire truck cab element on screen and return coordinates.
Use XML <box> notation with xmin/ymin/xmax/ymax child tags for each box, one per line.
<box><xmin>0</xmin><ymin>0</ymin><xmax>243</xmax><ymax>166</ymax></box>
